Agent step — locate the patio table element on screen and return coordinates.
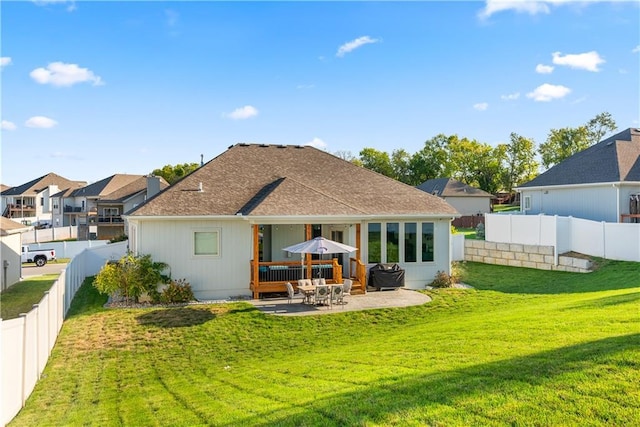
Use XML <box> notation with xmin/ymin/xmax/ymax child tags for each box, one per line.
<box><xmin>297</xmin><ymin>284</ymin><xmax>315</xmax><ymax>304</ymax></box>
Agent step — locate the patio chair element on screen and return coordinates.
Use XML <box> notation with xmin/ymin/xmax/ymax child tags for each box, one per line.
<box><xmin>342</xmin><ymin>279</ymin><xmax>353</xmax><ymax>296</ymax></box>
<box><xmin>331</xmin><ymin>284</ymin><xmax>344</xmax><ymax>307</ymax></box>
<box><xmin>285</xmin><ymin>282</ymin><xmax>299</xmax><ymax>304</ymax></box>
<box><xmin>314</xmin><ymin>284</ymin><xmax>331</xmax><ymax>307</ymax></box>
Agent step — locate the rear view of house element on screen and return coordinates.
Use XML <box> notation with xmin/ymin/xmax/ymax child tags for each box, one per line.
<box><xmin>125</xmin><ymin>144</ymin><xmax>459</xmax><ymax>300</ymax></box>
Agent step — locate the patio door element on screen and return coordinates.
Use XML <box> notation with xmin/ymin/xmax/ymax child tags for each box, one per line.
<box><xmin>331</xmin><ymin>230</ymin><xmax>346</xmax><ymax>274</ymax></box>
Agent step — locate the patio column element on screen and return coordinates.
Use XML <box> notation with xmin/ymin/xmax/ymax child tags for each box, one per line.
<box><xmin>305</xmin><ymin>224</ymin><xmax>312</xmax><ymax>279</ymax></box>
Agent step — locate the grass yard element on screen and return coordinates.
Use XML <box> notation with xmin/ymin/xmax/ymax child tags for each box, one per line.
<box><xmin>0</xmin><ymin>274</ymin><xmax>59</xmax><ymax>319</ymax></box>
<box><xmin>9</xmin><ymin>261</ymin><xmax>640</xmax><ymax>426</ymax></box>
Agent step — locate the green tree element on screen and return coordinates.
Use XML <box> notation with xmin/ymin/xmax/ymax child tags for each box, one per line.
<box><xmin>586</xmin><ymin>111</ymin><xmax>617</xmax><ymax>145</ymax></box>
<box><xmin>152</xmin><ymin>163</ymin><xmax>199</xmax><ymax>185</ymax></box>
<box><xmin>409</xmin><ymin>134</ymin><xmax>453</xmax><ymax>184</ymax></box>
<box><xmin>94</xmin><ymin>253</ymin><xmax>169</xmax><ymax>303</ymax></box>
<box><xmin>501</xmin><ymin>133</ymin><xmax>539</xmax><ymax>194</ymax></box>
<box><xmin>359</xmin><ymin>148</ymin><xmax>394</xmax><ymax>177</ymax></box>
<box><xmin>391</xmin><ymin>149</ymin><xmax>413</xmax><ymax>184</ymax></box>
<box><xmin>538</xmin><ymin>126</ymin><xmax>590</xmax><ymax>169</ymax></box>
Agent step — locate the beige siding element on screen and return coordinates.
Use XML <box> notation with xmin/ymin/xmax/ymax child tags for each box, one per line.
<box><xmin>135</xmin><ymin>218</ymin><xmax>252</xmax><ymax>300</ymax></box>
<box><xmin>444</xmin><ymin>196</ymin><xmax>491</xmax><ymax>215</ymax></box>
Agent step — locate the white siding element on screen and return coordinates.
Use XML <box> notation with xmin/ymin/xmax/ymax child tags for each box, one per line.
<box><xmin>0</xmin><ymin>233</ymin><xmax>22</xmax><ymax>290</ymax></box>
<box><xmin>362</xmin><ymin>219</ymin><xmax>451</xmax><ymax>290</ymax></box>
<box><xmin>270</xmin><ymin>224</ymin><xmax>305</xmax><ymax>261</ymax></box>
<box><xmin>135</xmin><ymin>218</ymin><xmax>252</xmax><ymax>300</ymax></box>
<box><xmin>444</xmin><ymin>196</ymin><xmax>490</xmax><ymax>215</ymax></box>
<box><xmin>522</xmin><ymin>186</ymin><xmax>619</xmax><ymax>222</ymax></box>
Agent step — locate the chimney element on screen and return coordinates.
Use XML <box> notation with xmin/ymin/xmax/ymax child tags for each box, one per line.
<box><xmin>146</xmin><ymin>175</ymin><xmax>161</xmax><ymax>199</ymax></box>
<box><xmin>200</xmin><ymin>154</ymin><xmax>204</xmax><ymax>167</ymax></box>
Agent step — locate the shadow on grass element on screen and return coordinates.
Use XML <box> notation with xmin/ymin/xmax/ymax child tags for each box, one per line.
<box><xmin>136</xmin><ymin>307</ymin><xmax>216</xmax><ymax>328</ymax></box>
<box><xmin>564</xmin><ymin>291</ymin><xmax>640</xmax><ymax>310</ymax></box>
<box><xmin>65</xmin><ymin>277</ymin><xmax>109</xmax><ymax>318</ymax></box>
<box><xmin>462</xmin><ymin>261</ymin><xmax>640</xmax><ymax>295</ymax></box>
<box><xmin>237</xmin><ymin>333</ymin><xmax>640</xmax><ymax>426</ymax></box>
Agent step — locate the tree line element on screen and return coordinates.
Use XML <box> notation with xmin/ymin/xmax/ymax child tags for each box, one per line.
<box><xmin>340</xmin><ymin>112</ymin><xmax>617</xmax><ymax>195</ymax></box>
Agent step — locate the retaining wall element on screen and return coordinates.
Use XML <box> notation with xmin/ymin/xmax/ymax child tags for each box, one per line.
<box><xmin>464</xmin><ymin>240</ymin><xmax>592</xmax><ymax>273</ymax></box>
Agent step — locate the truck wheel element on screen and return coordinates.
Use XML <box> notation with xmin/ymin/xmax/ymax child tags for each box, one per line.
<box><xmin>35</xmin><ymin>256</ymin><xmax>47</xmax><ymax>267</ymax></box>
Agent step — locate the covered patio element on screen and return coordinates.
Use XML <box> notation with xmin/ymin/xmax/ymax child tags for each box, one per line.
<box><xmin>249</xmin><ymin>288</ymin><xmax>432</xmax><ymax>316</ymax></box>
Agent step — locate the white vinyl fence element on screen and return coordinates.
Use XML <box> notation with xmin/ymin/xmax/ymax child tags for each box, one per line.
<box><xmin>21</xmin><ymin>226</ymin><xmax>78</xmax><ymax>244</ymax></box>
<box><xmin>485</xmin><ymin>213</ymin><xmax>640</xmax><ymax>262</ymax></box>
<box><xmin>26</xmin><ymin>240</ymin><xmax>110</xmax><ymax>260</ymax></box>
<box><xmin>0</xmin><ymin>241</ymin><xmax>127</xmax><ymax>426</ymax></box>
<box><xmin>451</xmin><ymin>233</ymin><xmax>465</xmax><ymax>261</ymax></box>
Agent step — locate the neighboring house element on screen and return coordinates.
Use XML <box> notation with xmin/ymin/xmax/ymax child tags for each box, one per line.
<box><xmin>0</xmin><ymin>217</ymin><xmax>30</xmax><ymax>291</ymax></box>
<box><xmin>53</xmin><ymin>174</ymin><xmax>168</xmax><ymax>240</ymax></box>
<box><xmin>416</xmin><ymin>178</ymin><xmax>491</xmax><ymax>227</ymax></box>
<box><xmin>125</xmin><ymin>143</ymin><xmax>459</xmax><ymax>300</ymax></box>
<box><xmin>516</xmin><ymin>128</ymin><xmax>640</xmax><ymax>223</ymax></box>
<box><xmin>1</xmin><ymin>173</ymin><xmax>86</xmax><ymax>223</ymax></box>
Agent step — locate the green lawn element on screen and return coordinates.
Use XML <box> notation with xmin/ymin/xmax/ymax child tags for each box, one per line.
<box><xmin>0</xmin><ymin>275</ymin><xmax>59</xmax><ymax>319</ymax></box>
<box><xmin>9</xmin><ymin>261</ymin><xmax>640</xmax><ymax>426</ymax></box>
<box><xmin>492</xmin><ymin>204</ymin><xmax>521</xmax><ymax>213</ymax></box>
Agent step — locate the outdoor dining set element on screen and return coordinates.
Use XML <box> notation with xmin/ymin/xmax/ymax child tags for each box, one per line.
<box><xmin>286</xmin><ymin>278</ymin><xmax>353</xmax><ymax>308</ymax></box>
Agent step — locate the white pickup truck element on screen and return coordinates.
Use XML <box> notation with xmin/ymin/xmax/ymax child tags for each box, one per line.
<box><xmin>21</xmin><ymin>246</ymin><xmax>56</xmax><ymax>267</ymax></box>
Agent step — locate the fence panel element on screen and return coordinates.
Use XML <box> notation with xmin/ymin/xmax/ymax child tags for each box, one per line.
<box><xmin>27</xmin><ymin>240</ymin><xmax>109</xmax><ymax>259</ymax></box>
<box><xmin>571</xmin><ymin>218</ymin><xmax>605</xmax><ymax>257</ymax></box>
<box><xmin>604</xmin><ymin>223</ymin><xmax>640</xmax><ymax>261</ymax></box>
<box><xmin>485</xmin><ymin>214</ymin><xmax>511</xmax><ymax>243</ymax></box>
<box><xmin>451</xmin><ymin>233</ymin><xmax>465</xmax><ymax>261</ymax></box>
<box><xmin>1</xmin><ymin>318</ymin><xmax>24</xmax><ymax>426</ymax></box>
<box><xmin>36</xmin><ymin>295</ymin><xmax>50</xmax><ymax>375</ymax></box>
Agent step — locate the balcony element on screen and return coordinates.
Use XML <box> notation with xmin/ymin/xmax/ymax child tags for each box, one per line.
<box><xmin>92</xmin><ymin>215</ymin><xmax>124</xmax><ymax>225</ymax></box>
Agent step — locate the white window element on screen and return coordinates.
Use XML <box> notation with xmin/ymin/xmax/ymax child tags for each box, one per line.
<box><xmin>194</xmin><ymin>230</ymin><xmax>220</xmax><ymax>256</ymax></box>
<box><xmin>524</xmin><ymin>196</ymin><xmax>531</xmax><ymax>211</ymax></box>
<box><xmin>104</xmin><ymin>208</ymin><xmax>119</xmax><ymax>216</ymax></box>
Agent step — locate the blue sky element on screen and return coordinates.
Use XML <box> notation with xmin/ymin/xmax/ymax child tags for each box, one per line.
<box><xmin>1</xmin><ymin>0</ymin><xmax>639</xmax><ymax>187</ymax></box>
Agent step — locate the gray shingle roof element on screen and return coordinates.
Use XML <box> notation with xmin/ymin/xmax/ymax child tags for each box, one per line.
<box><xmin>416</xmin><ymin>178</ymin><xmax>492</xmax><ymax>198</ymax></box>
<box><xmin>519</xmin><ymin>128</ymin><xmax>640</xmax><ymax>188</ymax></box>
<box><xmin>129</xmin><ymin>144</ymin><xmax>458</xmax><ymax>217</ymax></box>
<box><xmin>99</xmin><ymin>176</ymin><xmax>169</xmax><ymax>203</ymax></box>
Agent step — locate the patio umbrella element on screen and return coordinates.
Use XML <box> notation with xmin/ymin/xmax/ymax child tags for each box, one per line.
<box><xmin>283</xmin><ymin>237</ymin><xmax>357</xmax><ymax>278</ymax></box>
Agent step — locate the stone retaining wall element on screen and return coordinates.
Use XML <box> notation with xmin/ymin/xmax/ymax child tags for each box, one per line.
<box><xmin>464</xmin><ymin>240</ymin><xmax>592</xmax><ymax>273</ymax></box>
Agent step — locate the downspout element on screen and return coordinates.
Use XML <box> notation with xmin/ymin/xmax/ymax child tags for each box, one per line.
<box><xmin>614</xmin><ymin>183</ymin><xmax>620</xmax><ymax>222</ymax></box>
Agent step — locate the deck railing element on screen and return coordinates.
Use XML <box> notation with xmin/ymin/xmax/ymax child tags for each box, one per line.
<box><xmin>250</xmin><ymin>258</ymin><xmax>343</xmax><ymax>298</ymax></box>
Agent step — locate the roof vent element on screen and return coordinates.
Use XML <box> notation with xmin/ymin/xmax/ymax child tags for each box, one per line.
<box><xmin>259</xmin><ymin>144</ymin><xmax>269</xmax><ymax>147</ymax></box>
<box><xmin>198</xmin><ymin>182</ymin><xmax>203</xmax><ymax>192</ymax></box>
<box><xmin>277</xmin><ymin>144</ymin><xmax>287</xmax><ymax>148</ymax></box>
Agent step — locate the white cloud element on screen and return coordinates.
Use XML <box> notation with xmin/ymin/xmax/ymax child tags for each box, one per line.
<box><xmin>551</xmin><ymin>51</ymin><xmax>605</xmax><ymax>72</ymax></box>
<box><xmin>224</xmin><ymin>105</ymin><xmax>259</xmax><ymax>120</ymax></box>
<box><xmin>25</xmin><ymin>116</ymin><xmax>58</xmax><ymax>128</ymax></box>
<box><xmin>296</xmin><ymin>84</ymin><xmax>315</xmax><ymax>90</ymax></box>
<box><xmin>30</xmin><ymin>62</ymin><xmax>104</xmax><ymax>87</ymax></box>
<box><xmin>632</xmin><ymin>45</ymin><xmax>640</xmax><ymax>53</ymax></box>
<box><xmin>305</xmin><ymin>137</ymin><xmax>327</xmax><ymax>149</ymax></box>
<box><xmin>536</xmin><ymin>64</ymin><xmax>554</xmax><ymax>74</ymax></box>
<box><xmin>1</xmin><ymin>120</ymin><xmax>17</xmax><ymax>131</ymax></box>
<box><xmin>473</xmin><ymin>103</ymin><xmax>489</xmax><ymax>111</ymax></box>
<box><xmin>0</xmin><ymin>57</ymin><xmax>12</xmax><ymax>68</ymax></box>
<box><xmin>526</xmin><ymin>83</ymin><xmax>571</xmax><ymax>102</ymax></box>
<box><xmin>478</xmin><ymin>0</ymin><xmax>551</xmax><ymax>19</ymax></box>
<box><xmin>33</xmin><ymin>0</ymin><xmax>76</xmax><ymax>12</ymax></box>
<box><xmin>501</xmin><ymin>92</ymin><xmax>520</xmax><ymax>100</ymax></box>
<box><xmin>336</xmin><ymin>36</ymin><xmax>379</xmax><ymax>57</ymax></box>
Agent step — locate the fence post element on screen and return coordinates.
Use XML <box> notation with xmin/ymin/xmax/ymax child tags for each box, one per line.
<box><xmin>553</xmin><ymin>215</ymin><xmax>559</xmax><ymax>266</ymax></box>
<box><xmin>32</xmin><ymin>304</ymin><xmax>40</xmax><ymax>381</ymax></box>
<box><xmin>19</xmin><ymin>313</ymin><xmax>28</xmax><ymax>407</ymax></box>
<box><xmin>602</xmin><ymin>221</ymin><xmax>607</xmax><ymax>259</ymax></box>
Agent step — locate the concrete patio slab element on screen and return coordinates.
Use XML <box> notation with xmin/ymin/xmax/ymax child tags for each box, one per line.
<box><xmin>249</xmin><ymin>288</ymin><xmax>432</xmax><ymax>316</ymax></box>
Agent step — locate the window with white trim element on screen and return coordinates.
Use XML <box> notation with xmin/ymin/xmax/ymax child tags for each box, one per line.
<box><xmin>194</xmin><ymin>230</ymin><xmax>220</xmax><ymax>256</ymax></box>
<box><xmin>524</xmin><ymin>195</ymin><xmax>531</xmax><ymax>211</ymax></box>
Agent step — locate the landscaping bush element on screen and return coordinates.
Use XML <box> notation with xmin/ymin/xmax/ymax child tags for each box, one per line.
<box><xmin>160</xmin><ymin>278</ymin><xmax>194</xmax><ymax>303</ymax></box>
<box><xmin>93</xmin><ymin>253</ymin><xmax>169</xmax><ymax>303</ymax></box>
<box><xmin>428</xmin><ymin>262</ymin><xmax>462</xmax><ymax>288</ymax></box>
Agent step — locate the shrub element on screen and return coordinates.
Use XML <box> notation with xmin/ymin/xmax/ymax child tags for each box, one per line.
<box><xmin>160</xmin><ymin>279</ymin><xmax>194</xmax><ymax>304</ymax></box>
<box><xmin>428</xmin><ymin>262</ymin><xmax>462</xmax><ymax>288</ymax></box>
<box><xmin>109</xmin><ymin>234</ymin><xmax>128</xmax><ymax>243</ymax></box>
<box><xmin>94</xmin><ymin>253</ymin><xmax>169</xmax><ymax>303</ymax></box>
